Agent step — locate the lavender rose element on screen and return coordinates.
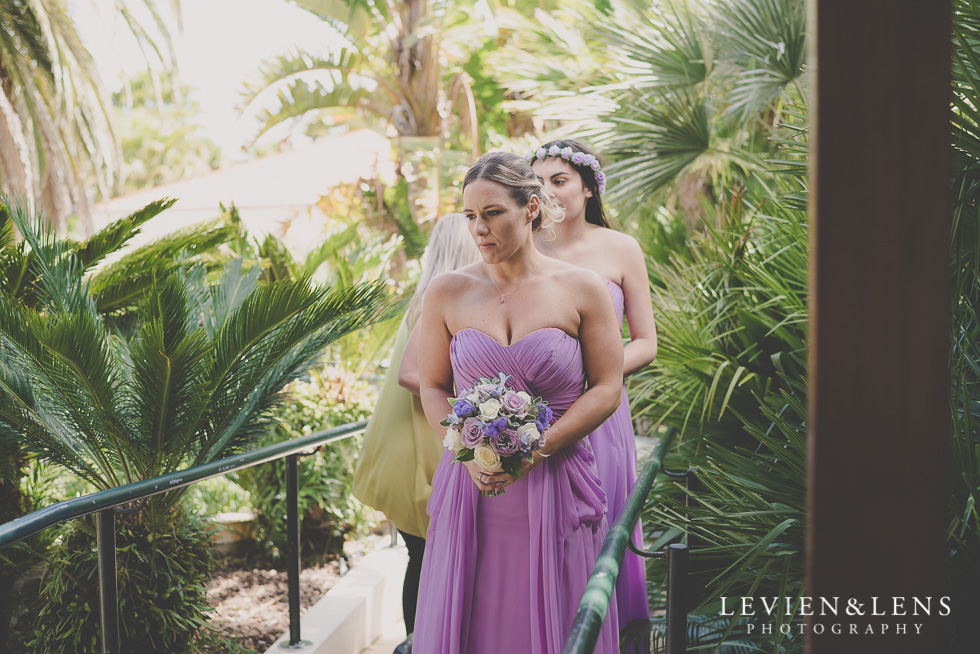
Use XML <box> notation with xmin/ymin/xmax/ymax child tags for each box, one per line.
<box><xmin>461</xmin><ymin>418</ymin><xmax>486</xmax><ymax>448</ymax></box>
<box><xmin>501</xmin><ymin>391</ymin><xmax>527</xmax><ymax>415</ymax></box>
<box><xmin>492</xmin><ymin>428</ymin><xmax>521</xmax><ymax>457</ymax></box>
<box><xmin>571</xmin><ymin>152</ymin><xmax>585</xmax><ymax>164</ymax></box>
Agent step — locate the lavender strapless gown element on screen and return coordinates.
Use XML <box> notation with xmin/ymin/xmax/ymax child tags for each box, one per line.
<box><xmin>593</xmin><ymin>280</ymin><xmax>650</xmax><ymax>627</ymax></box>
<box><xmin>413</xmin><ymin>327</ymin><xmax>619</xmax><ymax>654</ymax></box>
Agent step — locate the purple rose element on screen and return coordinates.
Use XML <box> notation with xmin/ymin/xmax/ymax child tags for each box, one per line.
<box><xmin>492</xmin><ymin>428</ymin><xmax>521</xmax><ymax>456</ymax></box>
<box><xmin>501</xmin><ymin>391</ymin><xmax>526</xmax><ymax>415</ymax></box>
<box><xmin>461</xmin><ymin>418</ymin><xmax>486</xmax><ymax>448</ymax></box>
<box><xmin>484</xmin><ymin>417</ymin><xmax>508</xmax><ymax>438</ymax></box>
<box><xmin>571</xmin><ymin>152</ymin><xmax>585</xmax><ymax>164</ymax></box>
<box><xmin>453</xmin><ymin>399</ymin><xmax>476</xmax><ymax>418</ymax></box>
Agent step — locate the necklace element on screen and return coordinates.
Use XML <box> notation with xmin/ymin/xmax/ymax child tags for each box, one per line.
<box><xmin>486</xmin><ymin>259</ymin><xmax>539</xmax><ymax>303</ymax></box>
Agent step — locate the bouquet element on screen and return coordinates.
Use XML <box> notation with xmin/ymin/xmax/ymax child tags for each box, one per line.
<box><xmin>440</xmin><ymin>373</ymin><xmax>555</xmax><ymax>496</ymax></box>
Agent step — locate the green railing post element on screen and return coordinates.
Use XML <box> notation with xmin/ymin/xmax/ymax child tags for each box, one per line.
<box><xmin>665</xmin><ymin>543</ymin><xmax>688</xmax><ymax>654</ymax></box>
<box><xmin>96</xmin><ymin>509</ymin><xmax>120</xmax><ymax>654</ymax></box>
<box><xmin>281</xmin><ymin>453</ymin><xmax>310</xmax><ymax>650</ymax></box>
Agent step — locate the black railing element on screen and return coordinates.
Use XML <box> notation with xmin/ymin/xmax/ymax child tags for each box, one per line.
<box><xmin>0</xmin><ymin>420</ymin><xmax>369</xmax><ymax>654</ymax></box>
<box><xmin>563</xmin><ymin>426</ymin><xmax>689</xmax><ymax>654</ymax></box>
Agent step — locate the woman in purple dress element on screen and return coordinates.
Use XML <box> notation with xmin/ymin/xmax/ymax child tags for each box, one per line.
<box><xmin>529</xmin><ymin>139</ymin><xmax>659</xmax><ymax>628</ymax></box>
<box><xmin>413</xmin><ymin>152</ymin><xmax>625</xmax><ymax>653</ymax></box>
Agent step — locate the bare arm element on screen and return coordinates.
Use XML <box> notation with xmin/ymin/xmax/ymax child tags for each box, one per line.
<box><xmin>417</xmin><ymin>277</ymin><xmax>456</xmax><ymax>436</ymax></box>
<box><xmin>620</xmin><ymin>236</ymin><xmax>658</xmax><ymax>376</ymax></box>
<box><xmin>397</xmin><ymin>320</ymin><xmax>423</xmax><ymax>396</ymax></box>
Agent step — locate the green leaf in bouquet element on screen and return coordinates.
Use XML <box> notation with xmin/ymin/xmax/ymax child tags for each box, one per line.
<box><xmin>439</xmin><ymin>419</ymin><xmax>452</xmax><ymax>427</ymax></box>
<box><xmin>454</xmin><ymin>449</ymin><xmax>475</xmax><ymax>463</ymax></box>
<box><xmin>502</xmin><ymin>457</ymin><xmax>523</xmax><ymax>479</ymax></box>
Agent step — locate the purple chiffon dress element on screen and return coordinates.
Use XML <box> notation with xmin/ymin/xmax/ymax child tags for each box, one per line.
<box><xmin>591</xmin><ymin>280</ymin><xmax>650</xmax><ymax>628</ymax></box>
<box><xmin>413</xmin><ymin>327</ymin><xmax>619</xmax><ymax>654</ymax></box>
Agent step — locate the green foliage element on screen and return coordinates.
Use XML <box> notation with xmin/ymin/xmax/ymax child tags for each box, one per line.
<box><xmin>0</xmin><ymin>0</ymin><xmax>180</xmax><ymax>228</ymax></box>
<box><xmin>28</xmin><ymin>508</ymin><xmax>217</xmax><ymax>654</ymax></box>
<box><xmin>236</xmin><ymin>368</ymin><xmax>376</xmax><ymax>562</ymax></box>
<box><xmin>113</xmin><ymin>69</ymin><xmax>222</xmax><ymax>194</ymax></box>
<box><xmin>0</xmin><ymin>197</ymin><xmax>392</xmax><ymax>648</ymax></box>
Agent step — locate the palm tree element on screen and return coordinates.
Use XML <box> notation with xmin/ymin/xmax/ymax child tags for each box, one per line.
<box><xmin>0</xmin><ymin>0</ymin><xmax>180</xmax><ymax>233</ymax></box>
<box><xmin>238</xmin><ymin>0</ymin><xmax>489</xmax><ymax>220</ymax></box>
<box><xmin>0</xmin><ymin>196</ymin><xmax>392</xmax><ymax>650</ymax></box>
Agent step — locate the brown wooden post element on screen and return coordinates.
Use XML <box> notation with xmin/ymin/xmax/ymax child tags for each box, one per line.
<box><xmin>808</xmin><ymin>1</ymin><xmax>952</xmax><ymax>653</ymax></box>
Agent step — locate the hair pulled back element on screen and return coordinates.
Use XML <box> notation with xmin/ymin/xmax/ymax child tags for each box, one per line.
<box><xmin>537</xmin><ymin>139</ymin><xmax>610</xmax><ymax>228</ymax></box>
<box><xmin>463</xmin><ymin>152</ymin><xmax>564</xmax><ymax>234</ymax></box>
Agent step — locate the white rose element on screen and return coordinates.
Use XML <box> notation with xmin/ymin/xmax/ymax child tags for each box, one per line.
<box><xmin>466</xmin><ymin>391</ymin><xmax>480</xmax><ymax>404</ymax></box>
<box><xmin>479</xmin><ymin>398</ymin><xmax>502</xmax><ymax>421</ymax></box>
<box><xmin>443</xmin><ymin>427</ymin><xmax>463</xmax><ymax>452</ymax></box>
<box><xmin>516</xmin><ymin>391</ymin><xmax>532</xmax><ymax>412</ymax></box>
<box><xmin>516</xmin><ymin>423</ymin><xmax>541</xmax><ymax>444</ymax></box>
<box><xmin>473</xmin><ymin>443</ymin><xmax>502</xmax><ymax>472</ymax></box>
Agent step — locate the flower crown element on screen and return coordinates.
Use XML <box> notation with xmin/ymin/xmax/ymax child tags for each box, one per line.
<box><xmin>524</xmin><ymin>144</ymin><xmax>607</xmax><ymax>194</ymax></box>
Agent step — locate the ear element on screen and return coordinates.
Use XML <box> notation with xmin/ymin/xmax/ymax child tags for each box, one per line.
<box><xmin>527</xmin><ymin>194</ymin><xmax>541</xmax><ymax>221</ymax></box>
<box><xmin>585</xmin><ymin>187</ymin><xmax>593</xmax><ymax>199</ymax></box>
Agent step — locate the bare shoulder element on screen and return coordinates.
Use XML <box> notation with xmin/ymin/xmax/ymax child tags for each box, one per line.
<box><xmin>547</xmin><ymin>259</ymin><xmax>607</xmax><ymax>301</ymax></box>
<box><xmin>592</xmin><ymin>226</ymin><xmax>643</xmax><ymax>257</ymax></box>
<box><xmin>426</xmin><ymin>264</ymin><xmax>483</xmax><ymax>297</ymax></box>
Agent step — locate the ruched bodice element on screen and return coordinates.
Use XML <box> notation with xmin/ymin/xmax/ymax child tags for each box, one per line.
<box><xmin>414</xmin><ymin>325</ymin><xmax>619</xmax><ymax>654</ymax></box>
<box><xmin>606</xmin><ymin>279</ymin><xmax>625</xmax><ymax>326</ymax></box>
<box><xmin>450</xmin><ymin>328</ymin><xmax>584</xmax><ymax>418</ymax></box>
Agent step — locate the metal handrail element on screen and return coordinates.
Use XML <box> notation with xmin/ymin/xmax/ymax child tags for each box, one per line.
<box><xmin>562</xmin><ymin>426</ymin><xmax>681</xmax><ymax>654</ymax></box>
<box><xmin>0</xmin><ymin>420</ymin><xmax>367</xmax><ymax>548</ymax></box>
<box><xmin>0</xmin><ymin>419</ymin><xmax>368</xmax><ymax>653</ymax></box>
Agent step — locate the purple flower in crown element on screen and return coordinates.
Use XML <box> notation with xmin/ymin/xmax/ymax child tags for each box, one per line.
<box><xmin>453</xmin><ymin>399</ymin><xmax>477</xmax><ymax>418</ymax></box>
<box><xmin>548</xmin><ymin>144</ymin><xmax>561</xmax><ymax>157</ymax></box>
<box><xmin>596</xmin><ymin>171</ymin><xmax>606</xmax><ymax>182</ymax></box>
<box><xmin>591</xmin><ymin>161</ymin><xmax>601</xmax><ymax>171</ymax></box>
<box><xmin>492</xmin><ymin>428</ymin><xmax>522</xmax><ymax>456</ymax></box>
<box><xmin>524</xmin><ymin>149</ymin><xmax>535</xmax><ymax>161</ymax></box>
<box><xmin>560</xmin><ymin>146</ymin><xmax>573</xmax><ymax>159</ymax></box>
<box><xmin>571</xmin><ymin>152</ymin><xmax>586</xmax><ymax>164</ymax></box>
<box><xmin>536</xmin><ymin>147</ymin><xmax>547</xmax><ymax>160</ymax></box>
<box><xmin>484</xmin><ymin>417</ymin><xmax>508</xmax><ymax>438</ymax></box>
<box><xmin>461</xmin><ymin>418</ymin><xmax>486</xmax><ymax>448</ymax></box>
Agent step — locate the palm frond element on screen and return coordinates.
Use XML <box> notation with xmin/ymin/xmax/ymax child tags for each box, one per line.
<box><xmin>72</xmin><ymin>198</ymin><xmax>177</xmax><ymax>271</ymax></box>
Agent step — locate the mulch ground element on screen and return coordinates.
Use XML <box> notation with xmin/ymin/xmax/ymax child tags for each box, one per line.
<box><xmin>206</xmin><ymin>556</ymin><xmax>345</xmax><ymax>651</ymax></box>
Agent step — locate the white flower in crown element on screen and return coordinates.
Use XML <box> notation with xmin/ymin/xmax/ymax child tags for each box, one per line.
<box><xmin>536</xmin><ymin>147</ymin><xmax>547</xmax><ymax>159</ymax></box>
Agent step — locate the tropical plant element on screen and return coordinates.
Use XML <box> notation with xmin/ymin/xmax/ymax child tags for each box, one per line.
<box><xmin>0</xmin><ymin>0</ymin><xmax>180</xmax><ymax>232</ymax></box>
<box><xmin>0</xmin><ymin>198</ymin><xmax>391</xmax><ymax>651</ymax></box>
<box><xmin>238</xmin><ymin>0</ymin><xmax>509</xmax><ymax>220</ymax></box>
<box><xmin>0</xmin><ymin>195</ymin><xmax>237</xmax><ymax>641</ymax></box>
<box><xmin>945</xmin><ymin>1</ymin><xmax>980</xmax><ymax>649</ymax></box>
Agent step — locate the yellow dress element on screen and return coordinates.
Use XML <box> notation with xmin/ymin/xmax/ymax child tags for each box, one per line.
<box><xmin>352</xmin><ymin>318</ymin><xmax>441</xmax><ymax>539</ymax></box>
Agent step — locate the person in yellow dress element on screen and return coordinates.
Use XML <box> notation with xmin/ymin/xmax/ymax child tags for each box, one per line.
<box><xmin>352</xmin><ymin>213</ymin><xmax>479</xmax><ymax>654</ymax></box>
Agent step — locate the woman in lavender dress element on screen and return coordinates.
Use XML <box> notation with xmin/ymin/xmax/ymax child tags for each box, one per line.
<box><xmin>530</xmin><ymin>139</ymin><xmax>659</xmax><ymax>628</ymax></box>
<box><xmin>413</xmin><ymin>152</ymin><xmax>624</xmax><ymax>653</ymax></box>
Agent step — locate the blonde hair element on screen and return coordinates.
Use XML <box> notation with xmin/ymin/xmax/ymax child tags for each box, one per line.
<box><xmin>462</xmin><ymin>151</ymin><xmax>565</xmax><ymax>235</ymax></box>
<box><xmin>406</xmin><ymin>212</ymin><xmax>481</xmax><ymax>325</ymax></box>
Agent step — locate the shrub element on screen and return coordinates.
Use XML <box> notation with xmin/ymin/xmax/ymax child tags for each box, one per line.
<box><xmin>236</xmin><ymin>367</ymin><xmax>377</xmax><ymax>563</ymax></box>
<box><xmin>28</xmin><ymin>506</ymin><xmax>215</xmax><ymax>654</ymax></box>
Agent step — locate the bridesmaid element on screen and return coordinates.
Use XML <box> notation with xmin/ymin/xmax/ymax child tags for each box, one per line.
<box><xmin>529</xmin><ymin>139</ymin><xmax>659</xmax><ymax>628</ymax></box>
<box><xmin>413</xmin><ymin>152</ymin><xmax>623</xmax><ymax>653</ymax></box>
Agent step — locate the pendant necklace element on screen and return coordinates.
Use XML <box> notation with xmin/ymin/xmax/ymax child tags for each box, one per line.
<box><xmin>486</xmin><ymin>259</ymin><xmax>538</xmax><ymax>303</ymax></box>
